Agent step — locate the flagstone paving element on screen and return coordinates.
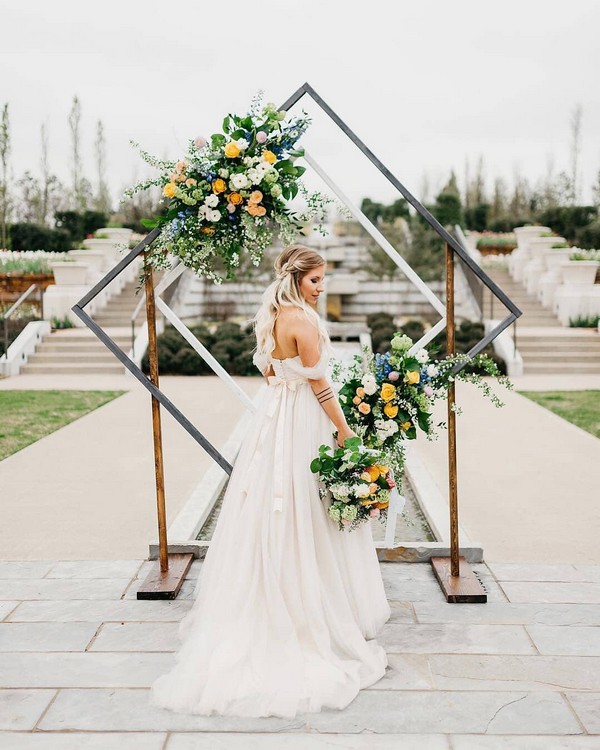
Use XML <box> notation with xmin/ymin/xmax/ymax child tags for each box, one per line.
<box><xmin>0</xmin><ymin>559</ymin><xmax>598</xmax><ymax>747</ymax></box>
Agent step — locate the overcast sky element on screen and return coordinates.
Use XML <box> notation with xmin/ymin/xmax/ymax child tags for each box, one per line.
<box><xmin>2</xmin><ymin>0</ymin><xmax>599</xmax><ymax>212</ymax></box>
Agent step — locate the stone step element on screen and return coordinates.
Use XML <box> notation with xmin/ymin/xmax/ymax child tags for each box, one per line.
<box><xmin>518</xmin><ymin>339</ymin><xmax>600</xmax><ymax>349</ymax></box>
<box><xmin>516</xmin><ymin>320</ymin><xmax>560</xmax><ymax>327</ymax></box>
<box><xmin>45</xmin><ymin>335</ymin><xmax>131</xmax><ymax>345</ymax></box>
<box><xmin>28</xmin><ymin>352</ymin><xmax>120</xmax><ymax>364</ymax></box>
<box><xmin>524</xmin><ymin>362</ymin><xmax>600</xmax><ymax>373</ymax></box>
<box><xmin>93</xmin><ymin>317</ymin><xmax>138</xmax><ymax>325</ymax></box>
<box><xmin>20</xmin><ymin>362</ymin><xmax>125</xmax><ymax>375</ymax></box>
<box><xmin>521</xmin><ymin>351</ymin><xmax>600</xmax><ymax>362</ymax></box>
<box><xmin>39</xmin><ymin>343</ymin><xmax>130</xmax><ymax>354</ymax></box>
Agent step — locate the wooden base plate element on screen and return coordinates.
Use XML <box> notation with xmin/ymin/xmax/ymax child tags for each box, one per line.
<box><xmin>430</xmin><ymin>556</ymin><xmax>487</xmax><ymax>603</ymax></box>
<box><xmin>136</xmin><ymin>553</ymin><xmax>195</xmax><ymax>600</ymax></box>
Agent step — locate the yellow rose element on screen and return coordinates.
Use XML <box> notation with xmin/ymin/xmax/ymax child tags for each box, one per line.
<box><xmin>228</xmin><ymin>192</ymin><xmax>243</xmax><ymax>205</ymax></box>
<box><xmin>163</xmin><ymin>182</ymin><xmax>177</xmax><ymax>198</ymax></box>
<box><xmin>224</xmin><ymin>142</ymin><xmax>241</xmax><ymax>158</ymax></box>
<box><xmin>360</xmin><ymin>471</ymin><xmax>371</xmax><ymax>482</ymax></box>
<box><xmin>262</xmin><ymin>150</ymin><xmax>277</xmax><ymax>164</ymax></box>
<box><xmin>357</xmin><ymin>402</ymin><xmax>371</xmax><ymax>415</ymax></box>
<box><xmin>249</xmin><ymin>190</ymin><xmax>263</xmax><ymax>203</ymax></box>
<box><xmin>384</xmin><ymin>403</ymin><xmax>399</xmax><ymax>418</ymax></box>
<box><xmin>360</xmin><ymin>497</ymin><xmax>379</xmax><ymax>506</ymax></box>
<box><xmin>212</xmin><ymin>178</ymin><xmax>227</xmax><ymax>194</ymax></box>
<box><xmin>401</xmin><ymin>420</ymin><xmax>412</xmax><ymax>431</ymax></box>
<box><xmin>405</xmin><ymin>370</ymin><xmax>420</xmax><ymax>385</ymax></box>
<box><xmin>201</xmin><ymin>226</ymin><xmax>215</xmax><ymax>234</ymax></box>
<box><xmin>380</xmin><ymin>383</ymin><xmax>396</xmax><ymax>402</ymax></box>
<box><xmin>366</xmin><ymin>465</ymin><xmax>381</xmax><ymax>481</ymax></box>
<box><xmin>375</xmin><ymin>500</ymin><xmax>389</xmax><ymax>509</ymax></box>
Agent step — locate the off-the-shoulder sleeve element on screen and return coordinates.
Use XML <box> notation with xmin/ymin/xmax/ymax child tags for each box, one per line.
<box><xmin>285</xmin><ymin>339</ymin><xmax>334</xmax><ymax>380</ymax></box>
<box><xmin>252</xmin><ymin>350</ymin><xmax>269</xmax><ymax>375</ymax></box>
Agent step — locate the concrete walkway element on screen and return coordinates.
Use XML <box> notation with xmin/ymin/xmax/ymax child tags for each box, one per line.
<box><xmin>0</xmin><ymin>558</ymin><xmax>599</xmax><ymax>746</ymax></box>
<box><xmin>0</xmin><ymin>373</ymin><xmax>263</xmax><ymax>560</ymax></box>
<box><xmin>413</xmin><ymin>374</ymin><xmax>600</xmax><ymax>564</ymax></box>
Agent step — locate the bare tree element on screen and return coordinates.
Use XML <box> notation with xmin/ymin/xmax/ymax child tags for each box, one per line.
<box><xmin>591</xmin><ymin>168</ymin><xmax>600</xmax><ymax>207</ymax></box>
<box><xmin>94</xmin><ymin>119</ymin><xmax>111</xmax><ymax>215</ymax></box>
<box><xmin>68</xmin><ymin>95</ymin><xmax>87</xmax><ymax>212</ymax></box>
<box><xmin>0</xmin><ymin>103</ymin><xmax>11</xmax><ymax>249</ymax></box>
<box><xmin>569</xmin><ymin>103</ymin><xmax>583</xmax><ymax>205</ymax></box>
<box><xmin>39</xmin><ymin>121</ymin><xmax>51</xmax><ymax>225</ymax></box>
<box><xmin>490</xmin><ymin>176</ymin><xmax>508</xmax><ymax>222</ymax></box>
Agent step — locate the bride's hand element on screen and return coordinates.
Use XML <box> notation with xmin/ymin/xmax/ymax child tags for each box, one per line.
<box><xmin>336</xmin><ymin>425</ymin><xmax>357</xmax><ymax>448</ymax></box>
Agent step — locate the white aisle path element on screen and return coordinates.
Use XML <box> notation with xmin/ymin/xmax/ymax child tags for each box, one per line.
<box><xmin>413</xmin><ymin>374</ymin><xmax>600</xmax><ymax>564</ymax></box>
<box><xmin>0</xmin><ymin>374</ymin><xmax>263</xmax><ymax>560</ymax></box>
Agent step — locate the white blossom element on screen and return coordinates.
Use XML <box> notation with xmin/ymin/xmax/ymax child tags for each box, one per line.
<box><xmin>355</xmin><ymin>484</ymin><xmax>371</xmax><ymax>498</ymax></box>
<box><xmin>204</xmin><ymin>194</ymin><xmax>219</xmax><ymax>208</ymax></box>
<box><xmin>231</xmin><ymin>173</ymin><xmax>250</xmax><ymax>189</ymax></box>
<box><xmin>416</xmin><ymin>349</ymin><xmax>429</xmax><ymax>364</ymax></box>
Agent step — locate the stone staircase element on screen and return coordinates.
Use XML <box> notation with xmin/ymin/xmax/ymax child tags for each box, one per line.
<box><xmin>20</xmin><ymin>280</ymin><xmax>146</xmax><ymax>375</ymax></box>
<box><xmin>485</xmin><ymin>267</ymin><xmax>600</xmax><ymax>374</ymax></box>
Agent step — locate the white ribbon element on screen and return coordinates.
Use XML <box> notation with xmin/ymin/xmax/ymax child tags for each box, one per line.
<box><xmin>384</xmin><ymin>466</ymin><xmax>406</xmax><ymax>548</ymax></box>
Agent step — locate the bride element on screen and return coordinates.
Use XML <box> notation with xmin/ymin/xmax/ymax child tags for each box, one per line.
<box><xmin>150</xmin><ymin>243</ymin><xmax>391</xmax><ymax>718</ymax></box>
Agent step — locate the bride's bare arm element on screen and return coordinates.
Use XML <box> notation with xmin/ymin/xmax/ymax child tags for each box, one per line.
<box><xmin>293</xmin><ymin>318</ymin><xmax>356</xmax><ymax>446</ymax></box>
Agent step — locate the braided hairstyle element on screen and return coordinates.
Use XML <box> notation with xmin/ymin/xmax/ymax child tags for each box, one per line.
<box><xmin>251</xmin><ymin>244</ymin><xmax>329</xmax><ymax>370</ymax></box>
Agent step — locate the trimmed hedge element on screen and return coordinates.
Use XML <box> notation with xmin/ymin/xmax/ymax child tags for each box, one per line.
<box><xmin>366</xmin><ymin>313</ymin><xmax>507</xmax><ymax>374</ymax></box>
<box><xmin>141</xmin><ymin>321</ymin><xmax>258</xmax><ymax>376</ymax></box>
<box><xmin>9</xmin><ymin>223</ymin><xmax>72</xmax><ymax>253</ymax></box>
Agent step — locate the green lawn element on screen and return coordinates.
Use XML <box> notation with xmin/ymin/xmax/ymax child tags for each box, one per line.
<box><xmin>0</xmin><ymin>390</ymin><xmax>126</xmax><ymax>461</ymax></box>
<box><xmin>520</xmin><ymin>390</ymin><xmax>600</xmax><ymax>439</ymax></box>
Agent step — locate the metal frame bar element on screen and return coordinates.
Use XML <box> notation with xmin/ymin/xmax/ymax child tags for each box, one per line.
<box><xmin>280</xmin><ymin>82</ymin><xmax>522</xmax><ymax>367</ymax></box>
<box><xmin>71</xmin><ymin>238</ymin><xmax>233</xmax><ymax>476</ymax></box>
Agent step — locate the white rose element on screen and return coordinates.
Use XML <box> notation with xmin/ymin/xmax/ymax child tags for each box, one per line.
<box><xmin>209</xmin><ymin>210</ymin><xmax>221</xmax><ymax>222</ymax></box>
<box><xmin>416</xmin><ymin>349</ymin><xmax>429</xmax><ymax>364</ymax></box>
<box><xmin>204</xmin><ymin>194</ymin><xmax>219</xmax><ymax>208</ymax></box>
<box><xmin>197</xmin><ymin>205</ymin><xmax>209</xmax><ymax>219</ymax></box>
<box><xmin>247</xmin><ymin>169</ymin><xmax>261</xmax><ymax>184</ymax></box>
<box><xmin>427</xmin><ymin>364</ymin><xmax>439</xmax><ymax>378</ymax></box>
<box><xmin>236</xmin><ymin>138</ymin><xmax>249</xmax><ymax>150</ymax></box>
<box><xmin>231</xmin><ymin>173</ymin><xmax>249</xmax><ymax>189</ymax></box>
<box><xmin>386</xmin><ymin>420</ymin><xmax>398</xmax><ymax>434</ymax></box>
<box><xmin>361</xmin><ymin>374</ymin><xmax>378</xmax><ymax>396</ymax></box>
<box><xmin>355</xmin><ymin>484</ymin><xmax>371</xmax><ymax>498</ymax></box>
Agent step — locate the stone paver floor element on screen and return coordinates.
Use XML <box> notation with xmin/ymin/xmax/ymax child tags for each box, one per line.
<box><xmin>0</xmin><ymin>560</ymin><xmax>599</xmax><ymax>748</ymax></box>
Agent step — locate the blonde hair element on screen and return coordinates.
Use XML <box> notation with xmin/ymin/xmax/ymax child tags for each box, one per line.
<box><xmin>251</xmin><ymin>243</ymin><xmax>329</xmax><ymax>366</ymax></box>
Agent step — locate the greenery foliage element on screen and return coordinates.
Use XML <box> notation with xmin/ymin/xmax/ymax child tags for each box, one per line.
<box><xmin>141</xmin><ymin>321</ymin><xmax>257</xmax><ymax>376</ymax></box>
<box><xmin>9</xmin><ymin>223</ymin><xmax>71</xmax><ymax>253</ymax></box>
<box><xmin>54</xmin><ymin>210</ymin><xmax>108</xmax><ymax>243</ymax></box>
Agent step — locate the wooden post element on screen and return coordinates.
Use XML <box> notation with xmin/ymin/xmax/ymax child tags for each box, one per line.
<box><xmin>446</xmin><ymin>242</ymin><xmax>460</xmax><ymax>577</ymax></box>
<box><xmin>430</xmin><ymin>242</ymin><xmax>487</xmax><ymax>602</ymax></box>
<box><xmin>136</xmin><ymin>254</ymin><xmax>194</xmax><ymax>599</ymax></box>
<box><xmin>144</xmin><ymin>254</ymin><xmax>169</xmax><ymax>573</ymax></box>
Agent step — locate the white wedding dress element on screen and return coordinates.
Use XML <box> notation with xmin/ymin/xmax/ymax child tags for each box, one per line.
<box><xmin>149</xmin><ymin>336</ymin><xmax>391</xmax><ymax>718</ymax></box>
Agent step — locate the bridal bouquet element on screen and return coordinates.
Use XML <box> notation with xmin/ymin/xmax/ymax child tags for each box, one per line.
<box><xmin>124</xmin><ymin>91</ymin><xmax>333</xmax><ymax>283</ymax></box>
<box><xmin>335</xmin><ymin>332</ymin><xmax>511</xmax><ymax>454</ymax></box>
<box><xmin>310</xmin><ymin>436</ymin><xmax>402</xmax><ymax>532</ymax></box>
